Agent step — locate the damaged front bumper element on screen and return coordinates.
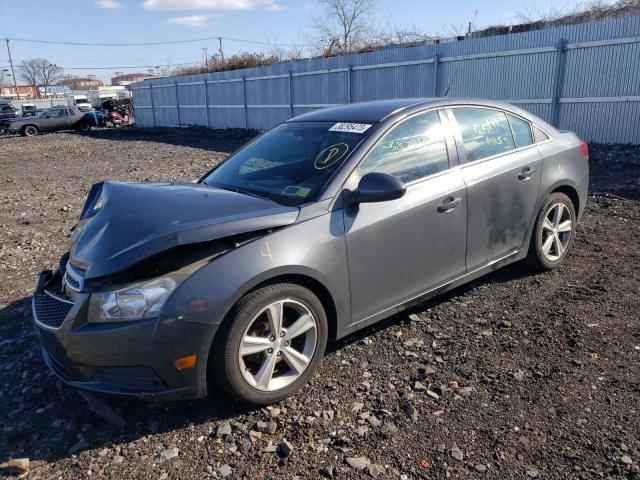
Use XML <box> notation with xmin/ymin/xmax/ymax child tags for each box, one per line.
<box><xmin>32</xmin><ymin>270</ymin><xmax>212</xmax><ymax>401</ymax></box>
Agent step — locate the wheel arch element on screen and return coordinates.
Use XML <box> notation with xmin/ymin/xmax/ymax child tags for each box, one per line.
<box><xmin>203</xmin><ymin>269</ymin><xmax>339</xmax><ymax>393</ymax></box>
<box><xmin>522</xmin><ymin>180</ymin><xmax>581</xmax><ymax>254</ymax></box>
<box><xmin>551</xmin><ymin>184</ymin><xmax>580</xmax><ymax>216</ymax></box>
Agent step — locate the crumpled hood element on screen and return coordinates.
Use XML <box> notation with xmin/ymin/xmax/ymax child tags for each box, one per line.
<box><xmin>69</xmin><ymin>181</ymin><xmax>299</xmax><ymax>279</ymax></box>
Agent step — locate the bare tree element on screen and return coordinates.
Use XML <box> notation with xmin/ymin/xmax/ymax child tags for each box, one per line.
<box><xmin>17</xmin><ymin>59</ymin><xmax>63</xmax><ymax>98</ymax></box>
<box><xmin>313</xmin><ymin>0</ymin><xmax>378</xmax><ymax>53</ymax></box>
<box><xmin>39</xmin><ymin>62</ymin><xmax>63</xmax><ymax>91</ymax></box>
<box><xmin>17</xmin><ymin>60</ymin><xmax>40</xmax><ymax>96</ymax></box>
<box><xmin>375</xmin><ymin>16</ymin><xmax>432</xmax><ymax>46</ymax></box>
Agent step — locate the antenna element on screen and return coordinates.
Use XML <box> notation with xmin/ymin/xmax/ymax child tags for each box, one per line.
<box><xmin>444</xmin><ymin>69</ymin><xmax>458</xmax><ymax>98</ymax></box>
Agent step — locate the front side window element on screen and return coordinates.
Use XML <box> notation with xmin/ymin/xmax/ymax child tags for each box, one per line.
<box><xmin>203</xmin><ymin>121</ymin><xmax>371</xmax><ymax>205</ymax></box>
<box><xmin>452</xmin><ymin>107</ymin><xmax>515</xmax><ymax>162</ymax></box>
<box><xmin>48</xmin><ymin>109</ymin><xmax>67</xmax><ymax>118</ymax></box>
<box><xmin>508</xmin><ymin>114</ymin><xmax>533</xmax><ymax>148</ymax></box>
<box><xmin>358</xmin><ymin>110</ymin><xmax>449</xmax><ymax>183</ymax></box>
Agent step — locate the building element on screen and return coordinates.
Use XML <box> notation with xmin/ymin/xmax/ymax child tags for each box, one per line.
<box><xmin>58</xmin><ymin>76</ymin><xmax>105</xmax><ymax>90</ymax></box>
<box><xmin>111</xmin><ymin>72</ymin><xmax>156</xmax><ymax>86</ymax></box>
<box><xmin>0</xmin><ymin>85</ymin><xmax>39</xmax><ymax>99</ymax></box>
<box><xmin>39</xmin><ymin>85</ymin><xmax>70</xmax><ymax>97</ymax></box>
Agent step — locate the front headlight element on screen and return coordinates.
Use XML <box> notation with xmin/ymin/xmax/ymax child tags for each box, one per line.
<box><xmin>88</xmin><ymin>277</ymin><xmax>176</xmax><ymax>323</ymax></box>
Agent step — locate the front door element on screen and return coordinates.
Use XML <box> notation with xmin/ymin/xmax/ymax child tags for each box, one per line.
<box><xmin>447</xmin><ymin>107</ymin><xmax>542</xmax><ymax>269</ymax></box>
<box><xmin>40</xmin><ymin>108</ymin><xmax>71</xmax><ymax>131</ymax></box>
<box><xmin>343</xmin><ymin>109</ymin><xmax>468</xmax><ymax>325</ymax></box>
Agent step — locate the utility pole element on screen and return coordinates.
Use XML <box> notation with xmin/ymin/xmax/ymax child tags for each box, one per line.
<box><xmin>218</xmin><ymin>37</ymin><xmax>224</xmax><ymax>65</ymax></box>
<box><xmin>5</xmin><ymin>38</ymin><xmax>19</xmax><ymax>99</ymax></box>
<box><xmin>203</xmin><ymin>47</ymin><xmax>208</xmax><ymax>67</ymax></box>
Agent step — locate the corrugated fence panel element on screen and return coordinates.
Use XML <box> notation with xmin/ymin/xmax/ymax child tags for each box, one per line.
<box><xmin>131</xmin><ymin>14</ymin><xmax>640</xmax><ymax>143</ymax></box>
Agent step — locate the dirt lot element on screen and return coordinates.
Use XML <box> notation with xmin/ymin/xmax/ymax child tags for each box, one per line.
<box><xmin>0</xmin><ymin>129</ymin><xmax>638</xmax><ymax>479</ymax></box>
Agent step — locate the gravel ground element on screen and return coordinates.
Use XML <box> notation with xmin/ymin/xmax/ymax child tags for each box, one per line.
<box><xmin>0</xmin><ymin>128</ymin><xmax>639</xmax><ymax>479</ymax></box>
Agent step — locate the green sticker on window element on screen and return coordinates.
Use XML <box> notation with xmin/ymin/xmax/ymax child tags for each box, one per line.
<box><xmin>283</xmin><ymin>186</ymin><xmax>311</xmax><ymax>197</ymax></box>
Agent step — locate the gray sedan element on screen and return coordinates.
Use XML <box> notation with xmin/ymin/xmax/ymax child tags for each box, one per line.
<box><xmin>1</xmin><ymin>106</ymin><xmax>99</xmax><ymax>136</ymax></box>
<box><xmin>33</xmin><ymin>98</ymin><xmax>589</xmax><ymax>405</ymax></box>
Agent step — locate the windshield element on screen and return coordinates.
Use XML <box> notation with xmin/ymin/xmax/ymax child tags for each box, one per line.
<box><xmin>202</xmin><ymin>121</ymin><xmax>373</xmax><ymax>205</ymax></box>
<box><xmin>77</xmin><ymin>100</ymin><xmax>90</xmax><ymax>104</ymax></box>
<box><xmin>38</xmin><ymin>110</ymin><xmax>49</xmax><ymax>117</ymax></box>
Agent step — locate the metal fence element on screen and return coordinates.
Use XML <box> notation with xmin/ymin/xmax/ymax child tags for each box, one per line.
<box><xmin>131</xmin><ymin>14</ymin><xmax>640</xmax><ymax>144</ymax></box>
<box><xmin>11</xmin><ymin>99</ymin><xmax>68</xmax><ymax>110</ymax></box>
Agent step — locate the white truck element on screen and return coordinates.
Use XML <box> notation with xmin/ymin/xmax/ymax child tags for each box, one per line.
<box><xmin>67</xmin><ymin>94</ymin><xmax>93</xmax><ymax>111</ymax></box>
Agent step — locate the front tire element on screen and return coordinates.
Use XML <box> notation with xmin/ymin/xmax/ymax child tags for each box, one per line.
<box><xmin>77</xmin><ymin>121</ymin><xmax>91</xmax><ymax>132</ymax></box>
<box><xmin>22</xmin><ymin>125</ymin><xmax>38</xmax><ymax>137</ymax></box>
<box><xmin>211</xmin><ymin>283</ymin><xmax>328</xmax><ymax>405</ymax></box>
<box><xmin>526</xmin><ymin>192</ymin><xmax>576</xmax><ymax>270</ymax></box>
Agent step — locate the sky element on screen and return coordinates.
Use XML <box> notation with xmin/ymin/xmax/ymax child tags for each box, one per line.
<box><xmin>0</xmin><ymin>0</ymin><xmax>596</xmax><ymax>83</ymax></box>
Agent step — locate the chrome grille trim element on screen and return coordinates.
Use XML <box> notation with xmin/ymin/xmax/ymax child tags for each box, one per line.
<box><xmin>64</xmin><ymin>262</ymin><xmax>84</xmax><ymax>292</ymax></box>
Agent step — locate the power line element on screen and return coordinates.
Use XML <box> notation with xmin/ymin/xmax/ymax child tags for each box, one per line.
<box><xmin>7</xmin><ymin>35</ymin><xmax>317</xmax><ymax>48</ymax></box>
<box><xmin>3</xmin><ymin>62</ymin><xmax>195</xmax><ymax>70</ymax></box>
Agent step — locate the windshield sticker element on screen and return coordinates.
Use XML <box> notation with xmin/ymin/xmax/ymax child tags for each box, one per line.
<box><xmin>314</xmin><ymin>143</ymin><xmax>349</xmax><ymax>170</ymax></box>
<box><xmin>329</xmin><ymin>122</ymin><xmax>372</xmax><ymax>134</ymax></box>
<box><xmin>283</xmin><ymin>186</ymin><xmax>312</xmax><ymax>198</ymax></box>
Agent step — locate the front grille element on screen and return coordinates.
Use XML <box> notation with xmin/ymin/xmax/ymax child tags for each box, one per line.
<box><xmin>33</xmin><ymin>291</ymin><xmax>73</xmax><ymax>329</ymax></box>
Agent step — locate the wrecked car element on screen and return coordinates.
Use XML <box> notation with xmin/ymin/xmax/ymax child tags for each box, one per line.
<box><xmin>33</xmin><ymin>98</ymin><xmax>589</xmax><ymax>405</ymax></box>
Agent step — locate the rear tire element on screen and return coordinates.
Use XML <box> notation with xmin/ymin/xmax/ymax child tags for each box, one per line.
<box><xmin>526</xmin><ymin>192</ymin><xmax>576</xmax><ymax>270</ymax></box>
<box><xmin>77</xmin><ymin>121</ymin><xmax>91</xmax><ymax>132</ymax></box>
<box><xmin>22</xmin><ymin>125</ymin><xmax>38</xmax><ymax>137</ymax></box>
<box><xmin>210</xmin><ymin>283</ymin><xmax>328</xmax><ymax>405</ymax></box>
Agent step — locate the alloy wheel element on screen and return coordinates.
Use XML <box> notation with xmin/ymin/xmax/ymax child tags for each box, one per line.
<box><xmin>541</xmin><ymin>202</ymin><xmax>573</xmax><ymax>261</ymax></box>
<box><xmin>238</xmin><ymin>299</ymin><xmax>317</xmax><ymax>392</ymax></box>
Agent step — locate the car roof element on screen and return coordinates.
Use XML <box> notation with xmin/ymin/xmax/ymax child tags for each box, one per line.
<box><xmin>287</xmin><ymin>97</ymin><xmax>543</xmax><ymax>125</ymax></box>
<box><xmin>288</xmin><ymin>98</ymin><xmax>436</xmax><ymax>123</ymax></box>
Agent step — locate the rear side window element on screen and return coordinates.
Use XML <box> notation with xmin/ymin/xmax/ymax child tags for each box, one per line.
<box><xmin>508</xmin><ymin>114</ymin><xmax>533</xmax><ymax>148</ymax></box>
<box><xmin>359</xmin><ymin>110</ymin><xmax>449</xmax><ymax>183</ymax></box>
<box><xmin>451</xmin><ymin>107</ymin><xmax>515</xmax><ymax>162</ymax></box>
<box><xmin>533</xmin><ymin>125</ymin><xmax>550</xmax><ymax>143</ymax></box>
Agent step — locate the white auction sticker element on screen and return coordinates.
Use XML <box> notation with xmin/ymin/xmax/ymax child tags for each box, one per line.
<box><xmin>329</xmin><ymin>122</ymin><xmax>372</xmax><ymax>134</ymax></box>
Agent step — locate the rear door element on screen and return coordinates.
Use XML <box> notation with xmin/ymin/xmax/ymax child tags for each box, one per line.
<box><xmin>343</xmin><ymin>109</ymin><xmax>468</xmax><ymax>325</ymax></box>
<box><xmin>447</xmin><ymin>107</ymin><xmax>542</xmax><ymax>269</ymax></box>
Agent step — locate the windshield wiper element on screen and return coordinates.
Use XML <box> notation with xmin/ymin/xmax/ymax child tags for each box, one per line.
<box><xmin>213</xmin><ymin>184</ymin><xmax>269</xmax><ymax>201</ymax></box>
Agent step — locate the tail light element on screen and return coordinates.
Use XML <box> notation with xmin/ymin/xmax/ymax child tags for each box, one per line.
<box><xmin>578</xmin><ymin>141</ymin><xmax>589</xmax><ymax>161</ymax></box>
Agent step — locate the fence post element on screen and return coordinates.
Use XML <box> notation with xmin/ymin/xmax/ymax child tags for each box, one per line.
<box><xmin>175</xmin><ymin>81</ymin><xmax>181</xmax><ymax>127</ymax></box>
<box><xmin>551</xmin><ymin>38</ymin><xmax>567</xmax><ymax>128</ymax></box>
<box><xmin>203</xmin><ymin>80</ymin><xmax>210</xmax><ymax>128</ymax></box>
<box><xmin>242</xmin><ymin>76</ymin><xmax>248</xmax><ymax>129</ymax></box>
<box><xmin>347</xmin><ymin>64</ymin><xmax>352</xmax><ymax>104</ymax></box>
<box><xmin>433</xmin><ymin>54</ymin><xmax>440</xmax><ymax>97</ymax></box>
<box><xmin>288</xmin><ymin>71</ymin><xmax>293</xmax><ymax>118</ymax></box>
<box><xmin>149</xmin><ymin>85</ymin><xmax>156</xmax><ymax>127</ymax></box>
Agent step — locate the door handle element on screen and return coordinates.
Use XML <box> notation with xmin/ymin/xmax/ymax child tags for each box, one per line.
<box><xmin>518</xmin><ymin>166</ymin><xmax>536</xmax><ymax>180</ymax></box>
<box><xmin>437</xmin><ymin>196</ymin><xmax>461</xmax><ymax>213</ymax></box>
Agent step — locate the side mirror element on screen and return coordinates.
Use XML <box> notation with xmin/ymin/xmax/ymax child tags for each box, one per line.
<box><xmin>352</xmin><ymin>172</ymin><xmax>406</xmax><ymax>204</ymax></box>
<box><xmin>45</xmin><ymin>115</ymin><xmax>50</xmax><ymax>119</ymax></box>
